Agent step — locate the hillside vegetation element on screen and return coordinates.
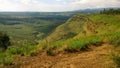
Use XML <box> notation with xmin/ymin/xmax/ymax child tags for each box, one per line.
<box><xmin>0</xmin><ymin>13</ymin><xmax>120</xmax><ymax>67</ymax></box>
<box><xmin>100</xmin><ymin>8</ymin><xmax>120</xmax><ymax>15</ymax></box>
<box><xmin>0</xmin><ymin>13</ymin><xmax>70</xmax><ymax>46</ymax></box>
<box><xmin>0</xmin><ymin>33</ymin><xmax>10</xmax><ymax>50</ymax></box>
<box><xmin>44</xmin><ymin>14</ymin><xmax>97</xmax><ymax>42</ymax></box>
<box><xmin>39</xmin><ymin>14</ymin><xmax>120</xmax><ymax>55</ymax></box>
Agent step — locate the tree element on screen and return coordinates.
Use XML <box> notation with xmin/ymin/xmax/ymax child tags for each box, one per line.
<box><xmin>100</xmin><ymin>8</ymin><xmax>120</xmax><ymax>15</ymax></box>
<box><xmin>0</xmin><ymin>33</ymin><xmax>10</xmax><ymax>49</ymax></box>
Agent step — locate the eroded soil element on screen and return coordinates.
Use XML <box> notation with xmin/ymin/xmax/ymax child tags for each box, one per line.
<box><xmin>5</xmin><ymin>44</ymin><xmax>117</xmax><ymax>68</ymax></box>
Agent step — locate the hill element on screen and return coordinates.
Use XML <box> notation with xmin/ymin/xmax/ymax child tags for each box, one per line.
<box><xmin>0</xmin><ymin>14</ymin><xmax>120</xmax><ymax>68</ymax></box>
<box><xmin>39</xmin><ymin>14</ymin><xmax>120</xmax><ymax>55</ymax></box>
<box><xmin>44</xmin><ymin>14</ymin><xmax>97</xmax><ymax>42</ymax></box>
<box><xmin>5</xmin><ymin>14</ymin><xmax>120</xmax><ymax>68</ymax></box>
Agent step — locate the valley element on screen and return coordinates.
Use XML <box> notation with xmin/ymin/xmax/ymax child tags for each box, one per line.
<box><xmin>0</xmin><ymin>12</ymin><xmax>71</xmax><ymax>45</ymax></box>
<box><xmin>0</xmin><ymin>9</ymin><xmax>120</xmax><ymax>68</ymax></box>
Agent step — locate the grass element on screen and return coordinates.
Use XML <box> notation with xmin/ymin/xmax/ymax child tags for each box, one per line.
<box><xmin>0</xmin><ymin>14</ymin><xmax>67</xmax><ymax>46</ymax></box>
<box><xmin>39</xmin><ymin>34</ymin><xmax>104</xmax><ymax>53</ymax></box>
<box><xmin>107</xmin><ymin>32</ymin><xmax>120</xmax><ymax>46</ymax></box>
<box><xmin>87</xmin><ymin>14</ymin><xmax>120</xmax><ymax>33</ymax></box>
<box><xmin>0</xmin><ymin>42</ymin><xmax>38</xmax><ymax>66</ymax></box>
<box><xmin>111</xmin><ymin>45</ymin><xmax>120</xmax><ymax>68</ymax></box>
<box><xmin>0</xmin><ymin>53</ymin><xmax>13</xmax><ymax>66</ymax></box>
<box><xmin>65</xmin><ymin>35</ymin><xmax>103</xmax><ymax>50</ymax></box>
<box><xmin>39</xmin><ymin>14</ymin><xmax>120</xmax><ymax>54</ymax></box>
<box><xmin>107</xmin><ymin>32</ymin><xmax>120</xmax><ymax>68</ymax></box>
<box><xmin>112</xmin><ymin>53</ymin><xmax>120</xmax><ymax>68</ymax></box>
<box><xmin>0</xmin><ymin>14</ymin><xmax>120</xmax><ymax>66</ymax></box>
<box><xmin>6</xmin><ymin>43</ymin><xmax>37</xmax><ymax>56</ymax></box>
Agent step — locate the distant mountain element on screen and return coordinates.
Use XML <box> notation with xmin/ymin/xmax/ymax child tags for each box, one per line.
<box><xmin>0</xmin><ymin>8</ymin><xmax>119</xmax><ymax>16</ymax></box>
<box><xmin>71</xmin><ymin>8</ymin><xmax>120</xmax><ymax>14</ymax></box>
<box><xmin>72</xmin><ymin>9</ymin><xmax>103</xmax><ymax>14</ymax></box>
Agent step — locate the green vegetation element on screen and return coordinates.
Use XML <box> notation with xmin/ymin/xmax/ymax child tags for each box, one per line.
<box><xmin>108</xmin><ymin>32</ymin><xmax>120</xmax><ymax>68</ymax></box>
<box><xmin>0</xmin><ymin>12</ymin><xmax>72</xmax><ymax>66</ymax></box>
<box><xmin>44</xmin><ymin>14</ymin><xmax>97</xmax><ymax>42</ymax></box>
<box><xmin>0</xmin><ymin>53</ymin><xmax>13</xmax><ymax>66</ymax></box>
<box><xmin>100</xmin><ymin>8</ymin><xmax>120</xmax><ymax>15</ymax></box>
<box><xmin>0</xmin><ymin>11</ymin><xmax>120</xmax><ymax>67</ymax></box>
<box><xmin>38</xmin><ymin>14</ymin><xmax>120</xmax><ymax>55</ymax></box>
<box><xmin>6</xmin><ymin>44</ymin><xmax>37</xmax><ymax>56</ymax></box>
<box><xmin>0</xmin><ymin>33</ymin><xmax>10</xmax><ymax>50</ymax></box>
<box><xmin>0</xmin><ymin>12</ymin><xmax>71</xmax><ymax>46</ymax></box>
<box><xmin>111</xmin><ymin>46</ymin><xmax>120</xmax><ymax>68</ymax></box>
<box><xmin>112</xmin><ymin>52</ymin><xmax>120</xmax><ymax>68</ymax></box>
<box><xmin>0</xmin><ymin>43</ymin><xmax>38</xmax><ymax>66</ymax></box>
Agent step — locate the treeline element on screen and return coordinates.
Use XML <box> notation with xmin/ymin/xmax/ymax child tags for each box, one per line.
<box><xmin>100</xmin><ymin>8</ymin><xmax>120</xmax><ymax>15</ymax></box>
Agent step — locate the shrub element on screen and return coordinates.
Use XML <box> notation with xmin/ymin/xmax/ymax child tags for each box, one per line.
<box><xmin>0</xmin><ymin>33</ymin><xmax>10</xmax><ymax>49</ymax></box>
<box><xmin>107</xmin><ymin>32</ymin><xmax>120</xmax><ymax>46</ymax></box>
<box><xmin>111</xmin><ymin>38</ymin><xmax>120</xmax><ymax>47</ymax></box>
<box><xmin>6</xmin><ymin>47</ymin><xmax>23</xmax><ymax>55</ymax></box>
<box><xmin>62</xmin><ymin>35</ymin><xmax>103</xmax><ymax>52</ymax></box>
<box><xmin>71</xmin><ymin>41</ymin><xmax>87</xmax><ymax>49</ymax></box>
<box><xmin>0</xmin><ymin>53</ymin><xmax>13</xmax><ymax>66</ymax></box>
<box><xmin>6</xmin><ymin>43</ymin><xmax>37</xmax><ymax>56</ymax></box>
<box><xmin>64</xmin><ymin>40</ymin><xmax>85</xmax><ymax>53</ymax></box>
<box><xmin>114</xmin><ymin>57</ymin><xmax>120</xmax><ymax>67</ymax></box>
<box><xmin>107</xmin><ymin>32</ymin><xmax>120</xmax><ymax>68</ymax></box>
<box><xmin>112</xmin><ymin>53</ymin><xmax>120</xmax><ymax>68</ymax></box>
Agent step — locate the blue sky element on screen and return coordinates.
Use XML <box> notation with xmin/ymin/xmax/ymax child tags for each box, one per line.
<box><xmin>0</xmin><ymin>0</ymin><xmax>120</xmax><ymax>12</ymax></box>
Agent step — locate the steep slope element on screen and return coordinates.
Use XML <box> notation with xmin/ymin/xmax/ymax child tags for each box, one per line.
<box><xmin>44</xmin><ymin>14</ymin><xmax>97</xmax><ymax>42</ymax></box>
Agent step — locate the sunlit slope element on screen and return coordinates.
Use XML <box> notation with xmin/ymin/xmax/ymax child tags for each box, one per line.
<box><xmin>44</xmin><ymin>14</ymin><xmax>98</xmax><ymax>42</ymax></box>
<box><xmin>45</xmin><ymin>14</ymin><xmax>120</xmax><ymax>41</ymax></box>
<box><xmin>39</xmin><ymin>14</ymin><xmax>120</xmax><ymax>54</ymax></box>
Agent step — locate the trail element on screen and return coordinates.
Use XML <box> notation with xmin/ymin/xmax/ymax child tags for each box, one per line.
<box><xmin>8</xmin><ymin>44</ymin><xmax>116</xmax><ymax>68</ymax></box>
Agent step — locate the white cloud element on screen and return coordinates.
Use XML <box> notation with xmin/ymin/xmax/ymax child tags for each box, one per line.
<box><xmin>19</xmin><ymin>0</ymin><xmax>31</xmax><ymax>4</ymax></box>
<box><xmin>0</xmin><ymin>0</ymin><xmax>120</xmax><ymax>12</ymax></box>
<box><xmin>70</xmin><ymin>0</ymin><xmax>87</xmax><ymax>4</ymax></box>
<box><xmin>56</xmin><ymin>0</ymin><xmax>62</xmax><ymax>2</ymax></box>
<box><xmin>70</xmin><ymin>0</ymin><xmax>120</xmax><ymax>9</ymax></box>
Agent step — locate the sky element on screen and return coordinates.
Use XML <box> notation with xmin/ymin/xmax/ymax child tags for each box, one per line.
<box><xmin>0</xmin><ymin>0</ymin><xmax>120</xmax><ymax>12</ymax></box>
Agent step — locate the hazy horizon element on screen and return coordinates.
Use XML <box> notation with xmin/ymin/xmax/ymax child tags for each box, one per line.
<box><xmin>0</xmin><ymin>0</ymin><xmax>120</xmax><ymax>12</ymax></box>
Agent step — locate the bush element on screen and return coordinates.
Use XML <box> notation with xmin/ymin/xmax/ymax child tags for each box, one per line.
<box><xmin>110</xmin><ymin>37</ymin><xmax>120</xmax><ymax>47</ymax></box>
<box><xmin>0</xmin><ymin>33</ymin><xmax>10</xmax><ymax>49</ymax></box>
<box><xmin>6</xmin><ymin>47</ymin><xmax>23</xmax><ymax>55</ymax></box>
<box><xmin>65</xmin><ymin>35</ymin><xmax>103</xmax><ymax>51</ymax></box>
<box><xmin>107</xmin><ymin>32</ymin><xmax>120</xmax><ymax>46</ymax></box>
<box><xmin>0</xmin><ymin>53</ymin><xmax>13</xmax><ymax>66</ymax></box>
<box><xmin>6</xmin><ymin>43</ymin><xmax>37</xmax><ymax>56</ymax></box>
<box><xmin>112</xmin><ymin>53</ymin><xmax>120</xmax><ymax>68</ymax></box>
<box><xmin>71</xmin><ymin>41</ymin><xmax>86</xmax><ymax>48</ymax></box>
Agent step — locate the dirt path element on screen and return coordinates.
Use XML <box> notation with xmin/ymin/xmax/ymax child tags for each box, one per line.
<box><xmin>7</xmin><ymin>44</ymin><xmax>116</xmax><ymax>68</ymax></box>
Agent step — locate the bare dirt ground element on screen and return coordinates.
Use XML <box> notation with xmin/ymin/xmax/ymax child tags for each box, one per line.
<box><xmin>6</xmin><ymin>44</ymin><xmax>117</xmax><ymax>68</ymax></box>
